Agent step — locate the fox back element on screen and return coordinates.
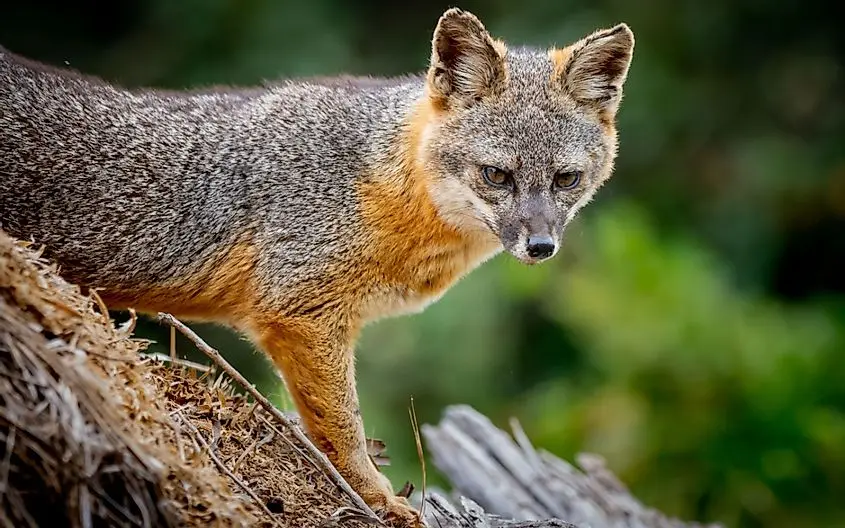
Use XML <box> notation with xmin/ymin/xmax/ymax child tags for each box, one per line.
<box><xmin>0</xmin><ymin>50</ymin><xmax>436</xmax><ymax>321</ymax></box>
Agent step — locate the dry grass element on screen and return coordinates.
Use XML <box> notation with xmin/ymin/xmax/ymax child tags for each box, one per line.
<box><xmin>0</xmin><ymin>228</ymin><xmax>372</xmax><ymax>527</ymax></box>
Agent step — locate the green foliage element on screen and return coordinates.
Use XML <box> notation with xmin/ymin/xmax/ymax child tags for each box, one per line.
<box><xmin>525</xmin><ymin>202</ymin><xmax>845</xmax><ymax>527</ymax></box>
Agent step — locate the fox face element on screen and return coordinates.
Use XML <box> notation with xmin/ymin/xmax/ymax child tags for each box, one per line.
<box><xmin>417</xmin><ymin>8</ymin><xmax>634</xmax><ymax>264</ymax></box>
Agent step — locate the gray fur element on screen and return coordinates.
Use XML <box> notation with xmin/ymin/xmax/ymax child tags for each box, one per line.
<box><xmin>0</xmin><ymin>15</ymin><xmax>633</xmax><ymax>317</ymax></box>
<box><xmin>0</xmin><ymin>48</ymin><xmax>423</xmax><ymax>306</ymax></box>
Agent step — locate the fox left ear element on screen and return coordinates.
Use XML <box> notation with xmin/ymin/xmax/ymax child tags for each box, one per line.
<box><xmin>427</xmin><ymin>8</ymin><xmax>507</xmax><ymax>108</ymax></box>
<box><xmin>552</xmin><ymin>24</ymin><xmax>635</xmax><ymax>116</ymax></box>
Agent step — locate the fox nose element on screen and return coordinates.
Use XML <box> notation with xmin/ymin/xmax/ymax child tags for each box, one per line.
<box><xmin>526</xmin><ymin>235</ymin><xmax>555</xmax><ymax>260</ymax></box>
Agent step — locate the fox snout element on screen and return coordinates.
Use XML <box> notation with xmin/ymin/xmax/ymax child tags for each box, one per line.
<box><xmin>502</xmin><ymin>217</ymin><xmax>560</xmax><ymax>265</ymax></box>
<box><xmin>517</xmin><ymin>199</ymin><xmax>559</xmax><ymax>264</ymax></box>
<box><xmin>526</xmin><ymin>234</ymin><xmax>555</xmax><ymax>260</ymax></box>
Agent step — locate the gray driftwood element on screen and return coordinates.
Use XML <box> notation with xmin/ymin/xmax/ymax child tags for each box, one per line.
<box><xmin>418</xmin><ymin>405</ymin><xmax>722</xmax><ymax>528</ymax></box>
<box><xmin>420</xmin><ymin>492</ymin><xmax>576</xmax><ymax>528</ymax></box>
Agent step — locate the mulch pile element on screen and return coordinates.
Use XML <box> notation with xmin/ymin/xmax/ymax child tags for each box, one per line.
<box><xmin>0</xmin><ymin>228</ymin><xmax>370</xmax><ymax>528</ymax></box>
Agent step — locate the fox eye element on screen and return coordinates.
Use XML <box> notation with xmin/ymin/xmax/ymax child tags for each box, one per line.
<box><xmin>481</xmin><ymin>166</ymin><xmax>513</xmax><ymax>189</ymax></box>
<box><xmin>554</xmin><ymin>171</ymin><xmax>582</xmax><ymax>190</ymax></box>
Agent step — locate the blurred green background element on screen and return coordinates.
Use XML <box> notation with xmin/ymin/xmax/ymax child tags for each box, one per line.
<box><xmin>3</xmin><ymin>1</ymin><xmax>844</xmax><ymax>527</ymax></box>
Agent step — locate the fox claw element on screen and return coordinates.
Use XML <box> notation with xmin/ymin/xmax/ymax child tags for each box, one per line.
<box><xmin>379</xmin><ymin>495</ymin><xmax>423</xmax><ymax>528</ymax></box>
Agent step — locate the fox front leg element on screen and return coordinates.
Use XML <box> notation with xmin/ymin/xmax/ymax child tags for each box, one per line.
<box><xmin>254</xmin><ymin>317</ymin><xmax>422</xmax><ymax>527</ymax></box>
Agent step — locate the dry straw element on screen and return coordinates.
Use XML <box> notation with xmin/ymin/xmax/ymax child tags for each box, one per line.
<box><xmin>0</xmin><ymin>229</ymin><xmax>377</xmax><ymax>528</ymax></box>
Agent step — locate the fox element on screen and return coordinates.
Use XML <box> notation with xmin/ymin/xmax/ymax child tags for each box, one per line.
<box><xmin>0</xmin><ymin>7</ymin><xmax>634</xmax><ymax>527</ymax></box>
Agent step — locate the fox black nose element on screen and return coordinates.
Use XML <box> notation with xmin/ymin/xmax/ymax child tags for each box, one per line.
<box><xmin>527</xmin><ymin>235</ymin><xmax>555</xmax><ymax>259</ymax></box>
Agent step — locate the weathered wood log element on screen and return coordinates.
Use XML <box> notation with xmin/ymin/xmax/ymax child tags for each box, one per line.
<box><xmin>419</xmin><ymin>405</ymin><xmax>722</xmax><ymax>528</ymax></box>
<box><xmin>420</xmin><ymin>492</ymin><xmax>576</xmax><ymax>528</ymax></box>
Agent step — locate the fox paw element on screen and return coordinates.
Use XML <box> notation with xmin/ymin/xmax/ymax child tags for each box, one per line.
<box><xmin>377</xmin><ymin>495</ymin><xmax>423</xmax><ymax>528</ymax></box>
<box><xmin>358</xmin><ymin>471</ymin><xmax>423</xmax><ymax>526</ymax></box>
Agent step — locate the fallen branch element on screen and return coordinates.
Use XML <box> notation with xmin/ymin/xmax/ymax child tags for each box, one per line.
<box><xmin>419</xmin><ymin>406</ymin><xmax>723</xmax><ymax>528</ymax></box>
<box><xmin>421</xmin><ymin>493</ymin><xmax>575</xmax><ymax>528</ymax></box>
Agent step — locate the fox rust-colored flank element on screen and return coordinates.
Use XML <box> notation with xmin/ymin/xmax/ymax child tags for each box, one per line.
<box><xmin>0</xmin><ymin>7</ymin><xmax>634</xmax><ymax>527</ymax></box>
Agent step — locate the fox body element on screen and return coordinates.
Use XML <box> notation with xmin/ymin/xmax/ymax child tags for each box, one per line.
<box><xmin>0</xmin><ymin>8</ymin><xmax>634</xmax><ymax>526</ymax></box>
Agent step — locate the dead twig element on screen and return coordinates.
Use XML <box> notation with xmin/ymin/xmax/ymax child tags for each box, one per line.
<box><xmin>174</xmin><ymin>411</ymin><xmax>282</xmax><ymax>527</ymax></box>
<box><xmin>142</xmin><ymin>353</ymin><xmax>213</xmax><ymax>373</ymax></box>
<box><xmin>321</xmin><ymin>505</ymin><xmax>386</xmax><ymax>527</ymax></box>
<box><xmin>88</xmin><ymin>288</ymin><xmax>110</xmax><ymax>325</ymax></box>
<box><xmin>116</xmin><ymin>308</ymin><xmax>137</xmax><ymax>338</ymax></box>
<box><xmin>0</xmin><ymin>426</ymin><xmax>15</xmax><ymax>495</ymax></box>
<box><xmin>408</xmin><ymin>396</ymin><xmax>427</xmax><ymax>520</ymax></box>
<box><xmin>169</xmin><ymin>326</ymin><xmax>176</xmax><ymax>362</ymax></box>
<box><xmin>257</xmin><ymin>414</ymin><xmax>334</xmax><ymax>482</ymax></box>
<box><xmin>231</xmin><ymin>428</ymin><xmax>275</xmax><ymax>472</ymax></box>
<box><xmin>156</xmin><ymin>312</ymin><xmax>382</xmax><ymax>525</ymax></box>
<box><xmin>210</xmin><ymin>419</ymin><xmax>222</xmax><ymax>456</ymax></box>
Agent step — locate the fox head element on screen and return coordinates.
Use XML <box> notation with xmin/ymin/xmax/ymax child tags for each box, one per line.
<box><xmin>416</xmin><ymin>8</ymin><xmax>634</xmax><ymax>264</ymax></box>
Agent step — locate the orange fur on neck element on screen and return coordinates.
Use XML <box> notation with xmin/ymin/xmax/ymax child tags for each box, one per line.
<box><xmin>355</xmin><ymin>97</ymin><xmax>499</xmax><ymax>319</ymax></box>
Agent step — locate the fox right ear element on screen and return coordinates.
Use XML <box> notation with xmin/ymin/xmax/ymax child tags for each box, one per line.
<box><xmin>427</xmin><ymin>8</ymin><xmax>507</xmax><ymax>108</ymax></box>
<box><xmin>552</xmin><ymin>24</ymin><xmax>635</xmax><ymax>117</ymax></box>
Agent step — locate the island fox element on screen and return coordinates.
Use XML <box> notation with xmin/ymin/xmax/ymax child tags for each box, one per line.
<box><xmin>0</xmin><ymin>7</ymin><xmax>634</xmax><ymax>527</ymax></box>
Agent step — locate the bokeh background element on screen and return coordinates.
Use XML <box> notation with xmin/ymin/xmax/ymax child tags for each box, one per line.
<box><xmin>3</xmin><ymin>1</ymin><xmax>844</xmax><ymax>527</ymax></box>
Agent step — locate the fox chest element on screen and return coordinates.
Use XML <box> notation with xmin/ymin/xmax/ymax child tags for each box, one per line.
<box><xmin>359</xmin><ymin>271</ymin><xmax>456</xmax><ymax>323</ymax></box>
<box><xmin>365</xmin><ymin>283</ymin><xmax>448</xmax><ymax>322</ymax></box>
<box><xmin>358</xmin><ymin>243</ymin><xmax>501</xmax><ymax>323</ymax></box>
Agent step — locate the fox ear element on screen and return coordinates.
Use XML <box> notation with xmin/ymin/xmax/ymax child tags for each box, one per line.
<box><xmin>553</xmin><ymin>24</ymin><xmax>634</xmax><ymax>116</ymax></box>
<box><xmin>427</xmin><ymin>8</ymin><xmax>507</xmax><ymax>107</ymax></box>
